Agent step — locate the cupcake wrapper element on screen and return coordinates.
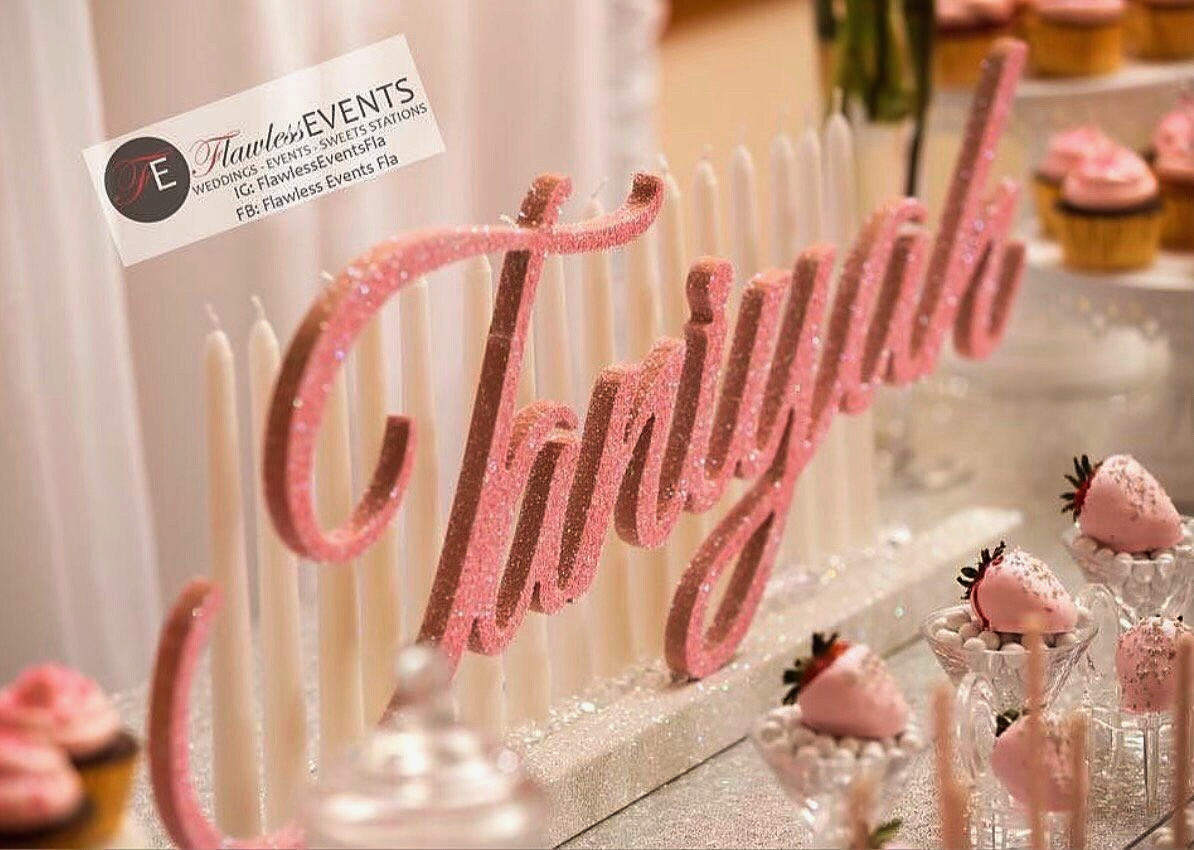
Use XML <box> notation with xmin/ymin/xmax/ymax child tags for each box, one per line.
<box><xmin>74</xmin><ymin>740</ymin><xmax>138</xmax><ymax>847</ymax></box>
<box><xmin>935</xmin><ymin>27</ymin><xmax>1009</xmax><ymax>88</ymax></box>
<box><xmin>1028</xmin><ymin>15</ymin><xmax>1124</xmax><ymax>75</ymax></box>
<box><xmin>1033</xmin><ymin>174</ymin><xmax>1063</xmax><ymax>238</ymax></box>
<box><xmin>0</xmin><ymin>800</ymin><xmax>95</xmax><ymax>849</ymax></box>
<box><xmin>1160</xmin><ymin>176</ymin><xmax>1194</xmax><ymax>250</ymax></box>
<box><xmin>1127</xmin><ymin>0</ymin><xmax>1194</xmax><ymax>57</ymax></box>
<box><xmin>1056</xmin><ymin>201</ymin><xmax>1162</xmax><ymax>270</ymax></box>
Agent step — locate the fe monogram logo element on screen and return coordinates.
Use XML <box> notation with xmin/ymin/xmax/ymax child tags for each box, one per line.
<box><xmin>103</xmin><ymin>136</ymin><xmax>190</xmax><ymax>223</ymax></box>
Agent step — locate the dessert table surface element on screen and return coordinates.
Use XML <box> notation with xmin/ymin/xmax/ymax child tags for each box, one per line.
<box><xmin>115</xmin><ymin>376</ymin><xmax>1186</xmax><ymax>849</ymax></box>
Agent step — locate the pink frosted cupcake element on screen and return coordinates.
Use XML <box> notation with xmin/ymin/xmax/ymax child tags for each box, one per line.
<box><xmin>0</xmin><ymin>729</ymin><xmax>91</xmax><ymax>848</ymax></box>
<box><xmin>1116</xmin><ymin>616</ymin><xmax>1191</xmax><ymax>713</ymax></box>
<box><xmin>1127</xmin><ymin>0</ymin><xmax>1194</xmax><ymax>56</ymax></box>
<box><xmin>1153</xmin><ymin>100</ymin><xmax>1194</xmax><ymax>250</ymax></box>
<box><xmin>1056</xmin><ymin>146</ymin><xmax>1162</xmax><ymax>270</ymax></box>
<box><xmin>1034</xmin><ymin>126</ymin><xmax>1112</xmax><ymax>237</ymax></box>
<box><xmin>935</xmin><ymin>0</ymin><xmax>1017</xmax><ymax>88</ymax></box>
<box><xmin>990</xmin><ymin>710</ymin><xmax>1078</xmax><ymax>810</ymax></box>
<box><xmin>0</xmin><ymin>666</ymin><xmax>138</xmax><ymax>845</ymax></box>
<box><xmin>1028</xmin><ymin>0</ymin><xmax>1125</xmax><ymax>76</ymax></box>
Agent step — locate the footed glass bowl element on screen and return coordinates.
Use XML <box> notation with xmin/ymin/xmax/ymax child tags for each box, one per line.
<box><xmin>921</xmin><ymin>585</ymin><xmax>1116</xmax><ymax>712</ymax></box>
<box><xmin>751</xmin><ymin>704</ymin><xmax>923</xmax><ymax>844</ymax></box>
<box><xmin>1062</xmin><ymin>519</ymin><xmax>1194</xmax><ymax>629</ymax></box>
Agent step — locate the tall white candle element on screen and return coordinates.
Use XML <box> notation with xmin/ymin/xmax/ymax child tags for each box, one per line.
<box><xmin>692</xmin><ymin>152</ymin><xmax>724</xmax><ymax>258</ymax></box>
<box><xmin>537</xmin><ymin>251</ymin><xmax>596</xmax><ymax>697</ymax></box>
<box><xmin>780</xmin><ymin>123</ymin><xmax>826</xmax><ymax>569</ymax></box>
<box><xmin>820</xmin><ymin>100</ymin><xmax>861</xmax><ymax>554</ymax></box>
<box><xmin>768</xmin><ymin>126</ymin><xmax>799</xmax><ymax>268</ymax></box>
<box><xmin>355</xmin><ymin>314</ymin><xmax>403</xmax><ymax>724</ymax></box>
<box><xmin>400</xmin><ymin>277</ymin><xmax>443</xmax><ymax>640</ymax></box>
<box><xmin>314</xmin><ymin>286</ymin><xmax>365</xmax><ymax>760</ymax></box>
<box><xmin>795</xmin><ymin>121</ymin><xmax>826</xmax><ymax>247</ymax></box>
<box><xmin>581</xmin><ymin>195</ymin><xmax>635</xmax><ymax>676</ymax></box>
<box><xmin>729</xmin><ymin>141</ymin><xmax>762</xmax><ymax>282</ymax></box>
<box><xmin>677</xmin><ymin>158</ymin><xmax>723</xmax><ymax>590</ymax></box>
<box><xmin>657</xmin><ymin>158</ymin><xmax>689</xmax><ymax>336</ymax></box>
<box><xmin>203</xmin><ymin>307</ymin><xmax>262</xmax><ymax>836</ymax></box>
<box><xmin>656</xmin><ymin>160</ymin><xmax>703</xmax><ymax>592</ymax></box>
<box><xmin>453</xmin><ymin>256</ymin><xmax>508</xmax><ymax>736</ymax></box>
<box><xmin>505</xmin><ymin>320</ymin><xmax>554</xmax><ymax>724</ymax></box>
<box><xmin>247</xmin><ymin>299</ymin><xmax>306</xmax><ymax>829</ymax></box>
<box><xmin>825</xmin><ymin>92</ymin><xmax>859</xmax><ymax>249</ymax></box>
<box><xmin>845</xmin><ymin>109</ymin><xmax>895</xmax><ymax>548</ymax></box>
<box><xmin>626</xmin><ymin>218</ymin><xmax>669</xmax><ymax>659</ymax></box>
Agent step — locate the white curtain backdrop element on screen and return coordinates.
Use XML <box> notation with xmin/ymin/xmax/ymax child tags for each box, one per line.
<box><xmin>0</xmin><ymin>0</ymin><xmax>658</xmax><ymax>689</ymax></box>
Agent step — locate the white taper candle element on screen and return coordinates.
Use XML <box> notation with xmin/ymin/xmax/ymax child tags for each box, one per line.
<box><xmin>314</xmin><ymin>285</ymin><xmax>365</xmax><ymax>761</ymax></box>
<box><xmin>626</xmin><ymin>215</ymin><xmax>669</xmax><ymax>659</ymax></box>
<box><xmin>453</xmin><ymin>256</ymin><xmax>508</xmax><ymax>736</ymax></box>
<box><xmin>730</xmin><ymin>141</ymin><xmax>762</xmax><ymax>282</ymax></box>
<box><xmin>505</xmin><ymin>311</ymin><xmax>554</xmax><ymax>724</ymax></box>
<box><xmin>787</xmin><ymin>122</ymin><xmax>828</xmax><ymax>566</ymax></box>
<box><xmin>248</xmin><ymin>299</ymin><xmax>307</xmax><ymax>829</ymax></box>
<box><xmin>581</xmin><ymin>195</ymin><xmax>636</xmax><ymax>676</ymax></box>
<box><xmin>537</xmin><ymin>251</ymin><xmax>596</xmax><ymax>697</ymax></box>
<box><xmin>820</xmin><ymin>98</ymin><xmax>861</xmax><ymax>553</ymax></box>
<box><xmin>399</xmin><ymin>277</ymin><xmax>443</xmax><ymax>639</ymax></box>
<box><xmin>204</xmin><ymin>308</ymin><xmax>262</xmax><ymax>836</ymax></box>
<box><xmin>692</xmin><ymin>152</ymin><xmax>724</xmax><ymax>258</ymax></box>
<box><xmin>775</xmin><ymin>125</ymin><xmax>822</xmax><ymax>569</ymax></box>
<box><xmin>657</xmin><ymin>159</ymin><xmax>705</xmax><ymax>592</ymax></box>
<box><xmin>355</xmin><ymin>314</ymin><xmax>404</xmax><ymax>724</ymax></box>
<box><xmin>768</xmin><ymin>126</ymin><xmax>799</xmax><ymax>269</ymax></box>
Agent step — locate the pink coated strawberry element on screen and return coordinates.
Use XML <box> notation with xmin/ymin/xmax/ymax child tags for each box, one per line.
<box><xmin>1062</xmin><ymin>454</ymin><xmax>1182</xmax><ymax>553</ymax></box>
<box><xmin>782</xmin><ymin>633</ymin><xmax>908</xmax><ymax>739</ymax></box>
<box><xmin>957</xmin><ymin>543</ymin><xmax>1077</xmax><ymax>633</ymax></box>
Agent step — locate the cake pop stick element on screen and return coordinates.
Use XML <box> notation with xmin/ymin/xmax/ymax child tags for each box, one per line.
<box><xmin>1067</xmin><ymin>711</ymin><xmax>1088</xmax><ymax>850</ymax></box>
<box><xmin>1024</xmin><ymin>615</ymin><xmax>1047</xmax><ymax>850</ymax></box>
<box><xmin>846</xmin><ymin>773</ymin><xmax>877</xmax><ymax>850</ymax></box>
<box><xmin>1174</xmin><ymin>632</ymin><xmax>1194</xmax><ymax>848</ymax></box>
<box><xmin>933</xmin><ymin>681</ymin><xmax>970</xmax><ymax>850</ymax></box>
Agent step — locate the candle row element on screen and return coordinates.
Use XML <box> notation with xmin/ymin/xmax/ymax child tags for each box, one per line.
<box><xmin>201</xmin><ymin>100</ymin><xmax>884</xmax><ymax>835</ymax></box>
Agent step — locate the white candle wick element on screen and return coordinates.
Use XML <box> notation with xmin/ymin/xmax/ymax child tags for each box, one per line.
<box><xmin>205</xmin><ymin>304</ymin><xmax>221</xmax><ymax>330</ymax></box>
<box><xmin>250</xmin><ymin>295</ymin><xmax>266</xmax><ymax>321</ymax></box>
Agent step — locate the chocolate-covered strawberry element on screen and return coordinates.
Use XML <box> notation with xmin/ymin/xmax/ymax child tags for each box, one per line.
<box><xmin>990</xmin><ymin>708</ymin><xmax>1075</xmax><ymax>812</ymax></box>
<box><xmin>1062</xmin><ymin>453</ymin><xmax>1182</xmax><ymax>553</ymax></box>
<box><xmin>781</xmin><ymin>632</ymin><xmax>908</xmax><ymax>739</ymax></box>
<box><xmin>957</xmin><ymin>542</ymin><xmax>1077</xmax><ymax>634</ymax></box>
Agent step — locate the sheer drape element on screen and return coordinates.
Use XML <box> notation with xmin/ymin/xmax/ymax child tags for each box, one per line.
<box><xmin>0</xmin><ymin>0</ymin><xmax>645</xmax><ymax>688</ymax></box>
<box><xmin>0</xmin><ymin>0</ymin><xmax>159</xmax><ymax>690</ymax></box>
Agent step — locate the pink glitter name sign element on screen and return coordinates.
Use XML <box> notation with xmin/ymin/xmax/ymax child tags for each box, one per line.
<box><xmin>149</xmin><ymin>39</ymin><xmax>1026</xmax><ymax>850</ymax></box>
<box><xmin>262</xmin><ymin>40</ymin><xmax>1025</xmax><ymax>679</ymax></box>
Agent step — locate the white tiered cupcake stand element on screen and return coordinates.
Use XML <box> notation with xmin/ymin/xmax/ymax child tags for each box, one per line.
<box><xmin>930</xmin><ymin>59</ymin><xmax>1194</xmax><ymax>507</ymax></box>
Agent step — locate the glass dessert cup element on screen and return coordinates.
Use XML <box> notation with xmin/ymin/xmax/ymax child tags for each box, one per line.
<box><xmin>1062</xmin><ymin>518</ymin><xmax>1194</xmax><ymax>630</ymax></box>
<box><xmin>955</xmin><ymin>673</ymin><xmax>1075</xmax><ymax>850</ymax></box>
<box><xmin>922</xmin><ymin>585</ymin><xmax>1117</xmax><ymax>713</ymax></box>
<box><xmin>750</xmin><ymin>704</ymin><xmax>924</xmax><ymax>845</ymax></box>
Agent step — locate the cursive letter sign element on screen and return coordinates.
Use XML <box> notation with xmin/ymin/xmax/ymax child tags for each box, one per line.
<box><xmin>149</xmin><ymin>39</ymin><xmax>1026</xmax><ymax>850</ymax></box>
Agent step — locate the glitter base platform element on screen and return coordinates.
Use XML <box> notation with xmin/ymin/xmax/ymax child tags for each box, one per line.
<box><xmin>115</xmin><ymin>506</ymin><xmax>1019</xmax><ymax>848</ymax></box>
<box><xmin>514</xmin><ymin>506</ymin><xmax>1021</xmax><ymax>846</ymax></box>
